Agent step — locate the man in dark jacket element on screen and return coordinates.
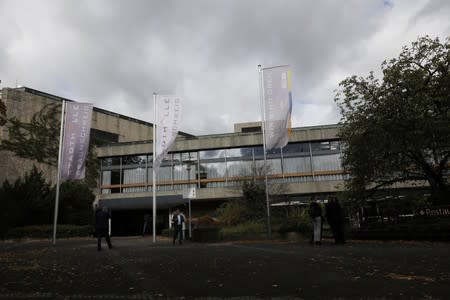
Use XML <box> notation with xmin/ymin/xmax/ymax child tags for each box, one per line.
<box><xmin>326</xmin><ymin>196</ymin><xmax>345</xmax><ymax>244</ymax></box>
<box><xmin>95</xmin><ymin>206</ymin><xmax>113</xmax><ymax>251</ymax></box>
<box><xmin>172</xmin><ymin>209</ymin><xmax>184</xmax><ymax>245</ymax></box>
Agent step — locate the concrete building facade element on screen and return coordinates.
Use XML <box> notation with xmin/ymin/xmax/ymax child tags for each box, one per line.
<box><xmin>1</xmin><ymin>86</ymin><xmax>347</xmax><ymax>235</ymax></box>
<box><xmin>0</xmin><ymin>87</ymin><xmax>190</xmax><ymax>185</ymax></box>
<box><xmin>96</xmin><ymin>123</ymin><xmax>346</xmax><ymax>234</ymax></box>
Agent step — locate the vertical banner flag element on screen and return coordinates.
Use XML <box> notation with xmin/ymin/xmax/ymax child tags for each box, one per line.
<box><xmin>154</xmin><ymin>95</ymin><xmax>182</xmax><ymax>172</ymax></box>
<box><xmin>262</xmin><ymin>65</ymin><xmax>292</xmax><ymax>150</ymax></box>
<box><xmin>61</xmin><ymin>102</ymin><xmax>93</xmax><ymax>180</ymax></box>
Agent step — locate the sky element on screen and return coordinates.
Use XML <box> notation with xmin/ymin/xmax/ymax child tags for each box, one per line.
<box><xmin>1</xmin><ymin>0</ymin><xmax>449</xmax><ymax>135</ymax></box>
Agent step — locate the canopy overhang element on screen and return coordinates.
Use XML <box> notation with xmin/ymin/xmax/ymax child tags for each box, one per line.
<box><xmin>98</xmin><ymin>194</ymin><xmax>186</xmax><ymax>210</ymax></box>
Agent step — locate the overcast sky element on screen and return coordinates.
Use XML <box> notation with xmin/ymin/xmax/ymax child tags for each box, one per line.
<box><xmin>1</xmin><ymin>0</ymin><xmax>449</xmax><ymax>135</ymax></box>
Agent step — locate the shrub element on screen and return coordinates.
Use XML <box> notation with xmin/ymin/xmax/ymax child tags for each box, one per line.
<box><xmin>275</xmin><ymin>208</ymin><xmax>311</xmax><ymax>234</ymax></box>
<box><xmin>220</xmin><ymin>221</ymin><xmax>266</xmax><ymax>240</ymax></box>
<box><xmin>196</xmin><ymin>215</ymin><xmax>220</xmax><ymax>227</ymax></box>
<box><xmin>216</xmin><ymin>201</ymin><xmax>246</xmax><ymax>226</ymax></box>
<box><xmin>3</xmin><ymin>224</ymin><xmax>92</xmax><ymax>240</ymax></box>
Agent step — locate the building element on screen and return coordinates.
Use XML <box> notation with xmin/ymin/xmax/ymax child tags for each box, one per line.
<box><xmin>0</xmin><ymin>86</ymin><xmax>191</xmax><ymax>186</ymax></box>
<box><xmin>96</xmin><ymin>123</ymin><xmax>346</xmax><ymax>234</ymax></box>
<box><xmin>3</xmin><ymin>87</ymin><xmax>428</xmax><ymax>236</ymax></box>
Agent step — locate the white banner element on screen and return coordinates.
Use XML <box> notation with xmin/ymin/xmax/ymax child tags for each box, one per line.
<box><xmin>262</xmin><ymin>65</ymin><xmax>292</xmax><ymax>150</ymax></box>
<box><xmin>60</xmin><ymin>102</ymin><xmax>93</xmax><ymax>180</ymax></box>
<box><xmin>154</xmin><ymin>95</ymin><xmax>182</xmax><ymax>172</ymax></box>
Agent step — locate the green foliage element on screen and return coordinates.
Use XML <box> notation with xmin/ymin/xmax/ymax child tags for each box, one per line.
<box><xmin>220</xmin><ymin>221</ymin><xmax>266</xmax><ymax>240</ymax></box>
<box><xmin>0</xmin><ymin>167</ymin><xmax>95</xmax><ymax>238</ymax></box>
<box><xmin>49</xmin><ymin>180</ymin><xmax>95</xmax><ymax>225</ymax></box>
<box><xmin>216</xmin><ymin>201</ymin><xmax>247</xmax><ymax>226</ymax></box>
<box><xmin>216</xmin><ymin>181</ymin><xmax>266</xmax><ymax>225</ymax></box>
<box><xmin>275</xmin><ymin>208</ymin><xmax>312</xmax><ymax>234</ymax></box>
<box><xmin>335</xmin><ymin>36</ymin><xmax>450</xmax><ymax>203</ymax></box>
<box><xmin>4</xmin><ymin>224</ymin><xmax>92</xmax><ymax>240</ymax></box>
<box><xmin>241</xmin><ymin>181</ymin><xmax>267</xmax><ymax>220</ymax></box>
<box><xmin>0</xmin><ymin>101</ymin><xmax>100</xmax><ymax>189</ymax></box>
<box><xmin>0</xmin><ymin>98</ymin><xmax>6</xmax><ymax>126</ymax></box>
<box><xmin>0</xmin><ymin>166</ymin><xmax>52</xmax><ymax>235</ymax></box>
<box><xmin>1</xmin><ymin>103</ymin><xmax>61</xmax><ymax>165</ymax></box>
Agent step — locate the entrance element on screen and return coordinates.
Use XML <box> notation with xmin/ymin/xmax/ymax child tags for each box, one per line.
<box><xmin>111</xmin><ymin>210</ymin><xmax>168</xmax><ymax>236</ymax></box>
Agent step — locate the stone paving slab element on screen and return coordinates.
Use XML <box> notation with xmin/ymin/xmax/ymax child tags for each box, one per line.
<box><xmin>0</xmin><ymin>237</ymin><xmax>449</xmax><ymax>299</ymax></box>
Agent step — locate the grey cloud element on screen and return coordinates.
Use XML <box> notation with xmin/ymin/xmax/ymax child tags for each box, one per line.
<box><xmin>1</xmin><ymin>0</ymin><xmax>449</xmax><ymax>135</ymax></box>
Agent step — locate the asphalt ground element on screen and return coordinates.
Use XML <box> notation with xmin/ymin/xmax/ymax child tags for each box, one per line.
<box><xmin>0</xmin><ymin>237</ymin><xmax>449</xmax><ymax>300</ymax></box>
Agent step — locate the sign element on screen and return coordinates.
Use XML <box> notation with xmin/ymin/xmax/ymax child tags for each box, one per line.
<box><xmin>154</xmin><ymin>95</ymin><xmax>182</xmax><ymax>172</ymax></box>
<box><xmin>183</xmin><ymin>187</ymin><xmax>197</xmax><ymax>199</ymax></box>
<box><xmin>262</xmin><ymin>65</ymin><xmax>292</xmax><ymax>150</ymax></box>
<box><xmin>417</xmin><ymin>205</ymin><xmax>450</xmax><ymax>217</ymax></box>
<box><xmin>61</xmin><ymin>102</ymin><xmax>93</xmax><ymax>180</ymax></box>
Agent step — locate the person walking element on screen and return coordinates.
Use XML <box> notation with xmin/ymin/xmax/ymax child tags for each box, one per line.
<box><xmin>95</xmin><ymin>206</ymin><xmax>113</xmax><ymax>251</ymax></box>
<box><xmin>309</xmin><ymin>201</ymin><xmax>323</xmax><ymax>245</ymax></box>
<box><xmin>172</xmin><ymin>209</ymin><xmax>184</xmax><ymax>245</ymax></box>
<box><xmin>142</xmin><ymin>213</ymin><xmax>150</xmax><ymax>236</ymax></box>
<box><xmin>326</xmin><ymin>196</ymin><xmax>345</xmax><ymax>244</ymax></box>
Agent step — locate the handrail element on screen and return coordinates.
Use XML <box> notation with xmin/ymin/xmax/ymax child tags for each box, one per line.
<box><xmin>100</xmin><ymin>170</ymin><xmax>345</xmax><ymax>190</ymax></box>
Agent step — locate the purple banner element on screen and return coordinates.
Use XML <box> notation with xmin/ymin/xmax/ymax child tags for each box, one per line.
<box><xmin>60</xmin><ymin>102</ymin><xmax>93</xmax><ymax>180</ymax></box>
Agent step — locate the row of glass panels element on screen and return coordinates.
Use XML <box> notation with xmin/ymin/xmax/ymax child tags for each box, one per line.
<box><xmin>100</xmin><ymin>140</ymin><xmax>343</xmax><ymax>194</ymax></box>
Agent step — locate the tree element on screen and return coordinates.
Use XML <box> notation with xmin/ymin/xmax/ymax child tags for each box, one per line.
<box><xmin>216</xmin><ymin>161</ymin><xmax>286</xmax><ymax>225</ymax></box>
<box><xmin>335</xmin><ymin>36</ymin><xmax>450</xmax><ymax>204</ymax></box>
<box><xmin>1</xmin><ymin>103</ymin><xmax>60</xmax><ymax>165</ymax></box>
<box><xmin>0</xmin><ymin>166</ymin><xmax>52</xmax><ymax>234</ymax></box>
<box><xmin>48</xmin><ymin>180</ymin><xmax>95</xmax><ymax>225</ymax></box>
<box><xmin>1</xmin><ymin>102</ymin><xmax>100</xmax><ymax>188</ymax></box>
<box><xmin>0</xmin><ymin>167</ymin><xmax>95</xmax><ymax>236</ymax></box>
<box><xmin>0</xmin><ymin>98</ymin><xmax>6</xmax><ymax>126</ymax></box>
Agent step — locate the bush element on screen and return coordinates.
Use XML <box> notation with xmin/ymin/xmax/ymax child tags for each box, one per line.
<box><xmin>220</xmin><ymin>221</ymin><xmax>266</xmax><ymax>241</ymax></box>
<box><xmin>0</xmin><ymin>168</ymin><xmax>95</xmax><ymax>237</ymax></box>
<box><xmin>216</xmin><ymin>201</ymin><xmax>246</xmax><ymax>226</ymax></box>
<box><xmin>196</xmin><ymin>215</ymin><xmax>220</xmax><ymax>227</ymax></box>
<box><xmin>275</xmin><ymin>208</ymin><xmax>311</xmax><ymax>234</ymax></box>
<box><xmin>3</xmin><ymin>224</ymin><xmax>92</xmax><ymax>240</ymax></box>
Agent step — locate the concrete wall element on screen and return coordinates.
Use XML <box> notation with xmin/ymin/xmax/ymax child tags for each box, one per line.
<box><xmin>0</xmin><ymin>87</ymin><xmax>155</xmax><ymax>184</ymax></box>
<box><xmin>96</xmin><ymin>179</ymin><xmax>347</xmax><ymax>211</ymax></box>
<box><xmin>96</xmin><ymin>125</ymin><xmax>341</xmax><ymax>158</ymax></box>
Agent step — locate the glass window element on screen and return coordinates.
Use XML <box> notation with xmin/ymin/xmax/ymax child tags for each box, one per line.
<box><xmin>312</xmin><ymin>153</ymin><xmax>342</xmax><ymax>171</ymax></box>
<box><xmin>282</xmin><ymin>142</ymin><xmax>310</xmax><ymax>156</ymax></box>
<box><xmin>122</xmin><ymin>168</ymin><xmax>146</xmax><ymax>192</ymax></box>
<box><xmin>101</xmin><ymin>171</ymin><xmax>111</xmax><ymax>194</ymax></box>
<box><xmin>255</xmin><ymin>158</ymin><xmax>282</xmax><ymax>175</ymax></box>
<box><xmin>227</xmin><ymin>160</ymin><xmax>254</xmax><ymax>177</ymax></box>
<box><xmin>110</xmin><ymin>169</ymin><xmax>121</xmax><ymax>193</ymax></box>
<box><xmin>122</xmin><ymin>155</ymin><xmax>147</xmax><ymax>167</ymax></box>
<box><xmin>173</xmin><ymin>164</ymin><xmax>196</xmax><ymax>181</ymax></box>
<box><xmin>199</xmin><ymin>149</ymin><xmax>226</xmax><ymax>160</ymax></box>
<box><xmin>172</xmin><ymin>153</ymin><xmax>181</xmax><ymax>164</ymax></box>
<box><xmin>283</xmin><ymin>156</ymin><xmax>312</xmax><ymax>174</ymax></box>
<box><xmin>102</xmin><ymin>157</ymin><xmax>120</xmax><ymax>168</ymax></box>
<box><xmin>226</xmin><ymin>147</ymin><xmax>253</xmax><ymax>159</ymax></box>
<box><xmin>199</xmin><ymin>162</ymin><xmax>227</xmax><ymax>179</ymax></box>
<box><xmin>253</xmin><ymin>146</ymin><xmax>264</xmax><ymax>158</ymax></box>
<box><xmin>311</xmin><ymin>140</ymin><xmax>340</xmax><ymax>153</ymax></box>
<box><xmin>158</xmin><ymin>165</ymin><xmax>172</xmax><ymax>182</ymax></box>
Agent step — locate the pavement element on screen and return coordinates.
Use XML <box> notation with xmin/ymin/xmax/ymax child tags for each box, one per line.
<box><xmin>0</xmin><ymin>236</ymin><xmax>449</xmax><ymax>299</ymax></box>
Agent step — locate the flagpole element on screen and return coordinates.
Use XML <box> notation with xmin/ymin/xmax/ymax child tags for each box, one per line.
<box><xmin>152</xmin><ymin>93</ymin><xmax>157</xmax><ymax>243</ymax></box>
<box><xmin>52</xmin><ymin>100</ymin><xmax>66</xmax><ymax>245</ymax></box>
<box><xmin>258</xmin><ymin>65</ymin><xmax>272</xmax><ymax>239</ymax></box>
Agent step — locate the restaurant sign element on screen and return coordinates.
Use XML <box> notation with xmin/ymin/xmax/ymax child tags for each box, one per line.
<box><xmin>417</xmin><ymin>205</ymin><xmax>450</xmax><ymax>217</ymax></box>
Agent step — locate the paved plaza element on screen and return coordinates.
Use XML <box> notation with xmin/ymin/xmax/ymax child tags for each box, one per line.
<box><xmin>0</xmin><ymin>237</ymin><xmax>449</xmax><ymax>299</ymax></box>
